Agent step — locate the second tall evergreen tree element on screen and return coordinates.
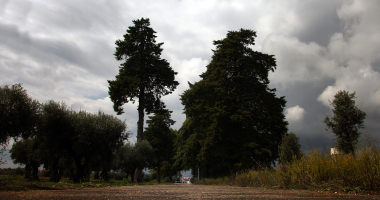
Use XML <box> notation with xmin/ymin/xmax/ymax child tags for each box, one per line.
<box><xmin>180</xmin><ymin>29</ymin><xmax>288</xmax><ymax>177</ymax></box>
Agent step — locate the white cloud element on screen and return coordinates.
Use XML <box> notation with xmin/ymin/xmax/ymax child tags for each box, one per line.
<box><xmin>317</xmin><ymin>66</ymin><xmax>380</xmax><ymax>113</ymax></box>
<box><xmin>285</xmin><ymin>105</ymin><xmax>306</xmax><ymax>123</ymax></box>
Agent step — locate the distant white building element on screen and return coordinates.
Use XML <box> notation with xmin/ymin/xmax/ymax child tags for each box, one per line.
<box><xmin>330</xmin><ymin>147</ymin><xmax>342</xmax><ymax>155</ymax></box>
<box><xmin>331</xmin><ymin>147</ymin><xmax>376</xmax><ymax>155</ymax></box>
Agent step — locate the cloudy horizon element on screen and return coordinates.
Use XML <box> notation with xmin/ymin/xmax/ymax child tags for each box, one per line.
<box><xmin>1</xmin><ymin>0</ymin><xmax>380</xmax><ymax>168</ymax></box>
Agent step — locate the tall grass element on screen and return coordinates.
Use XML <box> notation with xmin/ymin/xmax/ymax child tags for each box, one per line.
<box><xmin>280</xmin><ymin>148</ymin><xmax>380</xmax><ymax>191</ymax></box>
<box><xmin>198</xmin><ymin>148</ymin><xmax>380</xmax><ymax>191</ymax></box>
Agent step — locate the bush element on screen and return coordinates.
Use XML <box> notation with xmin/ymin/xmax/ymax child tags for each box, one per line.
<box><xmin>142</xmin><ymin>172</ymin><xmax>152</xmax><ymax>182</ymax></box>
<box><xmin>0</xmin><ymin>167</ymin><xmax>25</xmax><ymax>176</ymax></box>
<box><xmin>163</xmin><ymin>177</ymin><xmax>171</xmax><ymax>183</ymax></box>
<box><xmin>14</xmin><ymin>167</ymin><xmax>25</xmax><ymax>176</ymax></box>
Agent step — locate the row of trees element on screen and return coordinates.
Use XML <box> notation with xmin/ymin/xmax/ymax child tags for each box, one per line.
<box><xmin>1</xmin><ymin>84</ymin><xmax>128</xmax><ymax>182</ymax></box>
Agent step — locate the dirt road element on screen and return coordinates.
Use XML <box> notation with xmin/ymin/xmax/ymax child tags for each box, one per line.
<box><xmin>2</xmin><ymin>184</ymin><xmax>379</xmax><ymax>199</ymax></box>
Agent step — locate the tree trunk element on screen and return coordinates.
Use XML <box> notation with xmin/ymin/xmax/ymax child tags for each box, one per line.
<box><xmin>24</xmin><ymin>163</ymin><xmax>31</xmax><ymax>179</ymax></box>
<box><xmin>134</xmin><ymin>87</ymin><xmax>145</xmax><ymax>182</ymax></box>
<box><xmin>157</xmin><ymin>164</ymin><xmax>161</xmax><ymax>183</ymax></box>
<box><xmin>31</xmin><ymin>161</ymin><xmax>39</xmax><ymax>181</ymax></box>
<box><xmin>134</xmin><ymin>168</ymin><xmax>143</xmax><ymax>182</ymax></box>
<box><xmin>100</xmin><ymin>168</ymin><xmax>109</xmax><ymax>181</ymax></box>
<box><xmin>58</xmin><ymin>168</ymin><xmax>62</xmax><ymax>180</ymax></box>
<box><xmin>84</xmin><ymin>160</ymin><xmax>90</xmax><ymax>182</ymax></box>
<box><xmin>69</xmin><ymin>168</ymin><xmax>74</xmax><ymax>180</ymax></box>
<box><xmin>49</xmin><ymin>158</ymin><xmax>60</xmax><ymax>182</ymax></box>
<box><xmin>137</xmin><ymin>87</ymin><xmax>145</xmax><ymax>141</ymax></box>
<box><xmin>129</xmin><ymin>169</ymin><xmax>135</xmax><ymax>183</ymax></box>
<box><xmin>125</xmin><ymin>171</ymin><xmax>129</xmax><ymax>180</ymax></box>
<box><xmin>94</xmin><ymin>171</ymin><xmax>100</xmax><ymax>180</ymax></box>
<box><xmin>73</xmin><ymin>157</ymin><xmax>84</xmax><ymax>183</ymax></box>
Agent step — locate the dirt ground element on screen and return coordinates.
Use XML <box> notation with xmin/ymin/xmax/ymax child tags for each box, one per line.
<box><xmin>1</xmin><ymin>184</ymin><xmax>379</xmax><ymax>199</ymax></box>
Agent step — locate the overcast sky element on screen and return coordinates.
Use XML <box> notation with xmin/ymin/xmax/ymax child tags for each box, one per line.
<box><xmin>1</xmin><ymin>0</ymin><xmax>380</xmax><ymax>167</ymax></box>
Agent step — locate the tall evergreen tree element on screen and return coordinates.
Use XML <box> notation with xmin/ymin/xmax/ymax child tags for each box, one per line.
<box><xmin>108</xmin><ymin>18</ymin><xmax>179</xmax><ymax>142</ymax></box>
<box><xmin>324</xmin><ymin>90</ymin><xmax>366</xmax><ymax>154</ymax></box>
<box><xmin>180</xmin><ymin>29</ymin><xmax>288</xmax><ymax>177</ymax></box>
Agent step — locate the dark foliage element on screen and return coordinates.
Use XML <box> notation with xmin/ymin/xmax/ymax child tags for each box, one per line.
<box><xmin>108</xmin><ymin>18</ymin><xmax>178</xmax><ymax>142</ymax></box>
<box><xmin>0</xmin><ymin>84</ymin><xmax>40</xmax><ymax>144</ymax></box>
<box><xmin>278</xmin><ymin>132</ymin><xmax>302</xmax><ymax>165</ymax></box>
<box><xmin>179</xmin><ymin>29</ymin><xmax>288</xmax><ymax>178</ymax></box>
<box><xmin>144</xmin><ymin>108</ymin><xmax>176</xmax><ymax>182</ymax></box>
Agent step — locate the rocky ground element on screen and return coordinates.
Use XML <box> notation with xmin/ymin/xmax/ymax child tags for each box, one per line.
<box><xmin>1</xmin><ymin>184</ymin><xmax>379</xmax><ymax>199</ymax></box>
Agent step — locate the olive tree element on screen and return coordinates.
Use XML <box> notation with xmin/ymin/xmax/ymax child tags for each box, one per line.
<box><xmin>0</xmin><ymin>84</ymin><xmax>40</xmax><ymax>144</ymax></box>
<box><xmin>10</xmin><ymin>139</ymin><xmax>42</xmax><ymax>180</ymax></box>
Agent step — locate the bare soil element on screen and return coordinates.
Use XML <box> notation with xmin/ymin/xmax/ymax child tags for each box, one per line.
<box><xmin>1</xmin><ymin>184</ymin><xmax>379</xmax><ymax>199</ymax></box>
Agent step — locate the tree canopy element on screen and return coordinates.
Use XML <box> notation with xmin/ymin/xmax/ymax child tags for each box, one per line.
<box><xmin>0</xmin><ymin>84</ymin><xmax>40</xmax><ymax>144</ymax></box>
<box><xmin>179</xmin><ymin>29</ymin><xmax>288</xmax><ymax>177</ymax></box>
<box><xmin>324</xmin><ymin>90</ymin><xmax>366</xmax><ymax>154</ymax></box>
<box><xmin>10</xmin><ymin>139</ymin><xmax>42</xmax><ymax>180</ymax></box>
<box><xmin>108</xmin><ymin>18</ymin><xmax>179</xmax><ymax>142</ymax></box>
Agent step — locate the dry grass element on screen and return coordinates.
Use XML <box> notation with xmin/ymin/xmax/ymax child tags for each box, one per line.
<box><xmin>198</xmin><ymin>148</ymin><xmax>380</xmax><ymax>192</ymax></box>
<box><xmin>280</xmin><ymin>148</ymin><xmax>380</xmax><ymax>191</ymax></box>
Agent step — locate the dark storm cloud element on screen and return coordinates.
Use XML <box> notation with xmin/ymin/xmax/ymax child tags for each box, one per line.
<box><xmin>291</xmin><ymin>0</ymin><xmax>346</xmax><ymax>47</ymax></box>
<box><xmin>0</xmin><ymin>21</ymin><xmax>117</xmax><ymax>84</ymax></box>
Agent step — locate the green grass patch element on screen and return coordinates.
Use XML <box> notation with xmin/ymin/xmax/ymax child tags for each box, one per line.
<box><xmin>0</xmin><ymin>174</ymin><xmax>170</xmax><ymax>191</ymax></box>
